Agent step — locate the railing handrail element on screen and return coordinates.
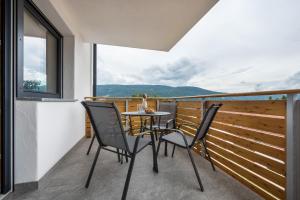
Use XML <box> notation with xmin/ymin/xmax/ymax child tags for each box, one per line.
<box><xmin>85</xmin><ymin>89</ymin><xmax>300</xmax><ymax>100</ymax></box>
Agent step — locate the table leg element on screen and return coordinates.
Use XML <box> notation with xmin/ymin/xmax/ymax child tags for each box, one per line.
<box><xmin>129</xmin><ymin>116</ymin><xmax>133</xmax><ymax>135</ymax></box>
<box><xmin>139</xmin><ymin>116</ymin><xmax>144</xmax><ymax>133</ymax></box>
<box><xmin>150</xmin><ymin>116</ymin><xmax>158</xmax><ymax>173</ymax></box>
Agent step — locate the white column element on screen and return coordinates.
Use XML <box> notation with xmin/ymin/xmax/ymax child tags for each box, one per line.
<box><xmin>286</xmin><ymin>94</ymin><xmax>300</xmax><ymax>200</ymax></box>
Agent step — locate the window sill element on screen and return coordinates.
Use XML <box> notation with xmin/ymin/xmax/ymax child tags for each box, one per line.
<box><xmin>17</xmin><ymin>97</ymin><xmax>78</xmax><ymax>102</ymax></box>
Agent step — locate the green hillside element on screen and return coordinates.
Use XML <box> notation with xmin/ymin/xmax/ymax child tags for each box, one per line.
<box><xmin>96</xmin><ymin>84</ymin><xmax>218</xmax><ymax>97</ymax></box>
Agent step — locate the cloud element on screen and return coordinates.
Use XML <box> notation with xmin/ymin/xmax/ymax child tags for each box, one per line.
<box><xmin>98</xmin><ymin>58</ymin><xmax>207</xmax><ymax>86</ymax></box>
<box><xmin>24</xmin><ymin>68</ymin><xmax>46</xmax><ymax>83</ymax></box>
<box><xmin>287</xmin><ymin>71</ymin><xmax>300</xmax><ymax>87</ymax></box>
<box><xmin>24</xmin><ymin>37</ymin><xmax>46</xmax><ymax>71</ymax></box>
<box><xmin>254</xmin><ymin>70</ymin><xmax>300</xmax><ymax>91</ymax></box>
<box><xmin>141</xmin><ymin>58</ymin><xmax>206</xmax><ymax>86</ymax></box>
<box><xmin>230</xmin><ymin>66</ymin><xmax>254</xmax><ymax>75</ymax></box>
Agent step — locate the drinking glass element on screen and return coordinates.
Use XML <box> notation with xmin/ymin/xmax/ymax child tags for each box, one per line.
<box><xmin>137</xmin><ymin>104</ymin><xmax>144</xmax><ymax>113</ymax></box>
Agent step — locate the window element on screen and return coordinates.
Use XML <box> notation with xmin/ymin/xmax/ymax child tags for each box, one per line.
<box><xmin>17</xmin><ymin>0</ymin><xmax>63</xmax><ymax>98</ymax></box>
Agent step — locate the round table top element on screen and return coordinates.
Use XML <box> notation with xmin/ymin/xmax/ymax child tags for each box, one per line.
<box><xmin>121</xmin><ymin>111</ymin><xmax>171</xmax><ymax>117</ymax></box>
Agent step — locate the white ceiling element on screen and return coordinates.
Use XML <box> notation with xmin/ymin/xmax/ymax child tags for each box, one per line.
<box><xmin>49</xmin><ymin>0</ymin><xmax>218</xmax><ymax>51</ymax></box>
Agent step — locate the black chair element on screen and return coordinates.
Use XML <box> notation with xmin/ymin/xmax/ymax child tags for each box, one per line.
<box><xmin>143</xmin><ymin>101</ymin><xmax>176</xmax><ymax>155</ymax></box>
<box><xmin>82</xmin><ymin>101</ymin><xmax>154</xmax><ymax>200</ymax></box>
<box><xmin>86</xmin><ymin>106</ymin><xmax>128</xmax><ymax>164</ymax></box>
<box><xmin>157</xmin><ymin>104</ymin><xmax>222</xmax><ymax>191</ymax></box>
<box><xmin>144</xmin><ymin>101</ymin><xmax>177</xmax><ymax>130</ymax></box>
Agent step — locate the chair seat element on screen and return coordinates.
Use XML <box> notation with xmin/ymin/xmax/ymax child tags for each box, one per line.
<box><xmin>161</xmin><ymin>132</ymin><xmax>194</xmax><ymax>147</ymax></box>
<box><xmin>126</xmin><ymin>135</ymin><xmax>152</xmax><ymax>153</ymax></box>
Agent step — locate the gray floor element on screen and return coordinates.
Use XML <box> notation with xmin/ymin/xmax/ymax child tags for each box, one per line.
<box><xmin>7</xmin><ymin>139</ymin><xmax>262</xmax><ymax>200</ymax></box>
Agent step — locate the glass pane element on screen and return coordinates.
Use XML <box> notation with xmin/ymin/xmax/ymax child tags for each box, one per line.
<box><xmin>23</xmin><ymin>9</ymin><xmax>58</xmax><ymax>93</ymax></box>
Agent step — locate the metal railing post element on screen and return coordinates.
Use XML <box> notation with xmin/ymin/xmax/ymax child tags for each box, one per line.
<box><xmin>286</xmin><ymin>94</ymin><xmax>300</xmax><ymax>200</ymax></box>
<box><xmin>201</xmin><ymin>98</ymin><xmax>206</xmax><ymax>120</ymax></box>
<box><xmin>125</xmin><ymin>99</ymin><xmax>129</xmax><ymax>131</ymax></box>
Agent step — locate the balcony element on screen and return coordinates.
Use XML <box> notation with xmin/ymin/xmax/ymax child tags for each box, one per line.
<box><xmin>2</xmin><ymin>0</ymin><xmax>300</xmax><ymax>199</ymax></box>
<box><xmin>7</xmin><ymin>89</ymin><xmax>299</xmax><ymax>200</ymax></box>
<box><xmin>81</xmin><ymin>90</ymin><xmax>299</xmax><ymax>200</ymax></box>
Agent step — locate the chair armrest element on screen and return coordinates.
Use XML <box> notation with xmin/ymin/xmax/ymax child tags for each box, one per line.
<box><xmin>166</xmin><ymin>118</ymin><xmax>175</xmax><ymax>128</ymax></box>
<box><xmin>164</xmin><ymin>129</ymin><xmax>190</xmax><ymax>147</ymax></box>
<box><xmin>130</xmin><ymin>130</ymin><xmax>152</xmax><ymax>154</ymax></box>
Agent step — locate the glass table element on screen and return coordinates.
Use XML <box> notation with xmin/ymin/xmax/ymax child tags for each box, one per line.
<box><xmin>121</xmin><ymin>111</ymin><xmax>171</xmax><ymax>172</ymax></box>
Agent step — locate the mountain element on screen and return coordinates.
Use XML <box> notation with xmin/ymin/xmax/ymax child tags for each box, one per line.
<box><xmin>96</xmin><ymin>84</ymin><xmax>218</xmax><ymax>97</ymax></box>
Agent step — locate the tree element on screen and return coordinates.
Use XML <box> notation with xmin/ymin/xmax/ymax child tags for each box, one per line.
<box><xmin>23</xmin><ymin>80</ymin><xmax>42</xmax><ymax>91</ymax></box>
<box><xmin>131</xmin><ymin>93</ymin><xmax>159</xmax><ymax>97</ymax></box>
<box><xmin>281</xmin><ymin>95</ymin><xmax>287</xmax><ymax>100</ymax></box>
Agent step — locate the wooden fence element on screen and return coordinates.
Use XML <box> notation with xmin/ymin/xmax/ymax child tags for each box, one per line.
<box><xmin>177</xmin><ymin>100</ymin><xmax>286</xmax><ymax>200</ymax></box>
<box><xmin>84</xmin><ymin>90</ymin><xmax>300</xmax><ymax>200</ymax></box>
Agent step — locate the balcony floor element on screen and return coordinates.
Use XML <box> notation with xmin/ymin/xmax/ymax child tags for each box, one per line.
<box><xmin>8</xmin><ymin>138</ymin><xmax>261</xmax><ymax>200</ymax></box>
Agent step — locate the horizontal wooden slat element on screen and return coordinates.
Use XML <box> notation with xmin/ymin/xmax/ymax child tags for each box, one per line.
<box><xmin>128</xmin><ymin>100</ymin><xmax>141</xmax><ymax>111</ymax></box>
<box><xmin>211</xmin><ymin>122</ymin><xmax>285</xmax><ymax>148</ymax></box>
<box><xmin>181</xmin><ymin>129</ymin><xmax>196</xmax><ymax>138</ymax></box>
<box><xmin>177</xmin><ymin>114</ymin><xmax>201</xmax><ymax>124</ymax></box>
<box><xmin>207</xmin><ymin>100</ymin><xmax>286</xmax><ymax>116</ymax></box>
<box><xmin>214</xmin><ymin>112</ymin><xmax>285</xmax><ymax>134</ymax></box>
<box><xmin>206</xmin><ymin>135</ymin><xmax>285</xmax><ymax>175</ymax></box>
<box><xmin>180</xmin><ymin>125</ymin><xmax>197</xmax><ymax>135</ymax></box>
<box><xmin>208</xmin><ymin>129</ymin><xmax>285</xmax><ymax>161</ymax></box>
<box><xmin>85</xmin><ymin>112</ymin><xmax>91</xmax><ymax>138</ymax></box>
<box><xmin>177</xmin><ymin>108</ymin><xmax>201</xmax><ymax>117</ymax></box>
<box><xmin>177</xmin><ymin>101</ymin><xmax>201</xmax><ymax>109</ymax></box>
<box><xmin>207</xmin><ymin>142</ymin><xmax>285</xmax><ymax>187</ymax></box>
<box><xmin>209</xmin><ymin>150</ymin><xmax>285</xmax><ymax>199</ymax></box>
<box><xmin>212</xmin><ymin>159</ymin><xmax>280</xmax><ymax>200</ymax></box>
<box><xmin>176</xmin><ymin>118</ymin><xmax>199</xmax><ymax>126</ymax></box>
<box><xmin>193</xmin><ymin>142</ymin><xmax>202</xmax><ymax>154</ymax></box>
<box><xmin>113</xmin><ymin>100</ymin><xmax>126</xmax><ymax>105</ymax></box>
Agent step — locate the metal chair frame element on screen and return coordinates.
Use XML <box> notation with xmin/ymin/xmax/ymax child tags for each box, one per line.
<box><xmin>82</xmin><ymin>101</ymin><xmax>156</xmax><ymax>200</ymax></box>
<box><xmin>157</xmin><ymin>104</ymin><xmax>222</xmax><ymax>191</ymax></box>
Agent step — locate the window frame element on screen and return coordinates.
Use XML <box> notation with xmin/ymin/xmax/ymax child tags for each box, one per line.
<box><xmin>17</xmin><ymin>0</ymin><xmax>63</xmax><ymax>99</ymax></box>
<box><xmin>93</xmin><ymin>44</ymin><xmax>97</xmax><ymax>96</ymax></box>
<box><xmin>1</xmin><ymin>0</ymin><xmax>13</xmax><ymax>194</ymax></box>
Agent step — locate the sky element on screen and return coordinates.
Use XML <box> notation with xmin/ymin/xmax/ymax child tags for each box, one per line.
<box><xmin>97</xmin><ymin>0</ymin><xmax>300</xmax><ymax>93</ymax></box>
<box><xmin>24</xmin><ymin>36</ymin><xmax>47</xmax><ymax>85</ymax></box>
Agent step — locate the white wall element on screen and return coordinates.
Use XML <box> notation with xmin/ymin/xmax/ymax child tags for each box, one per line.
<box><xmin>15</xmin><ymin>102</ymin><xmax>38</xmax><ymax>183</ymax></box>
<box><xmin>36</xmin><ymin>102</ymin><xmax>85</xmax><ymax>180</ymax></box>
<box><xmin>14</xmin><ymin>39</ymin><xmax>91</xmax><ymax>184</ymax></box>
<box><xmin>74</xmin><ymin>36</ymin><xmax>92</xmax><ymax>99</ymax></box>
<box><xmin>15</xmin><ymin>100</ymin><xmax>87</xmax><ymax>183</ymax></box>
<box><xmin>14</xmin><ymin>1</ymin><xmax>92</xmax><ymax>184</ymax></box>
<box><xmin>63</xmin><ymin>36</ymin><xmax>75</xmax><ymax>99</ymax></box>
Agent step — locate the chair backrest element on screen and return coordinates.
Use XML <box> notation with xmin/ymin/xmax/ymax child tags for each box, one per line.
<box><xmin>158</xmin><ymin>101</ymin><xmax>177</xmax><ymax>127</ymax></box>
<box><xmin>82</xmin><ymin>101</ymin><xmax>129</xmax><ymax>152</ymax></box>
<box><xmin>192</xmin><ymin>103</ymin><xmax>222</xmax><ymax>144</ymax></box>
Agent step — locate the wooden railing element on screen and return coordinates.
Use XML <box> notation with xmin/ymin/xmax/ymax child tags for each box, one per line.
<box><xmin>84</xmin><ymin>89</ymin><xmax>300</xmax><ymax>200</ymax></box>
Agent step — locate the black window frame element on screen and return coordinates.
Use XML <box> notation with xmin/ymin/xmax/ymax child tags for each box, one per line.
<box><xmin>1</xmin><ymin>0</ymin><xmax>13</xmax><ymax>194</ymax></box>
<box><xmin>17</xmin><ymin>0</ymin><xmax>63</xmax><ymax>99</ymax></box>
<box><xmin>93</xmin><ymin>44</ymin><xmax>97</xmax><ymax>96</ymax></box>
